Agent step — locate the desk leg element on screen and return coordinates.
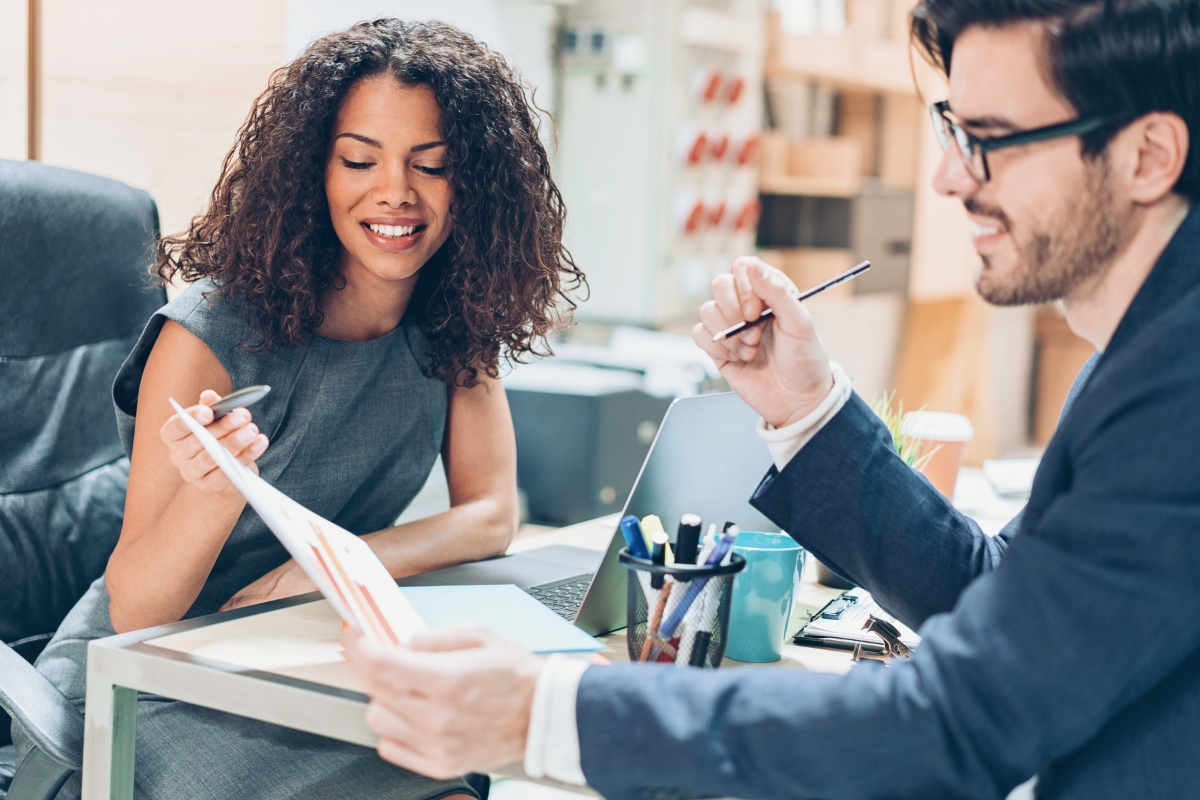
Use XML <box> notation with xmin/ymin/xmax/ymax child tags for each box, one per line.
<box><xmin>81</xmin><ymin>677</ymin><xmax>137</xmax><ymax>800</ymax></box>
<box><xmin>110</xmin><ymin>687</ymin><xmax>137</xmax><ymax>799</ymax></box>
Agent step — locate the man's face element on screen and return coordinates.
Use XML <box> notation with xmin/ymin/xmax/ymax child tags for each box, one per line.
<box><xmin>934</xmin><ymin>24</ymin><xmax>1131</xmax><ymax>305</ymax></box>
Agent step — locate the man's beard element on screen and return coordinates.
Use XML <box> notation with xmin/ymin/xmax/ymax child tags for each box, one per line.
<box><xmin>971</xmin><ymin>155</ymin><xmax>1128</xmax><ymax>306</ymax></box>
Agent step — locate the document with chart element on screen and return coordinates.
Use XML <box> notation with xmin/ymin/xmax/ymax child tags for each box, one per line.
<box><xmin>169</xmin><ymin>399</ymin><xmax>428</xmax><ymax>646</ymax></box>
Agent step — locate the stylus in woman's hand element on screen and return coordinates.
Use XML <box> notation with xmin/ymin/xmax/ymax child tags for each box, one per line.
<box><xmin>209</xmin><ymin>385</ymin><xmax>271</xmax><ymax>419</ymax></box>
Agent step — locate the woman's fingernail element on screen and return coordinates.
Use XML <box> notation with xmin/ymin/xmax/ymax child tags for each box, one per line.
<box><xmin>238</xmin><ymin>428</ymin><xmax>254</xmax><ymax>443</ymax></box>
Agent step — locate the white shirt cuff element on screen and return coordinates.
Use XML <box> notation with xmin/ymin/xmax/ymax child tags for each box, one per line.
<box><xmin>756</xmin><ymin>362</ymin><xmax>852</xmax><ymax>471</ymax></box>
<box><xmin>524</xmin><ymin>654</ymin><xmax>589</xmax><ymax>786</ymax></box>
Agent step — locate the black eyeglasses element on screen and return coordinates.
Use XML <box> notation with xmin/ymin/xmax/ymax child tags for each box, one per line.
<box><xmin>929</xmin><ymin>100</ymin><xmax>1115</xmax><ymax>183</ymax></box>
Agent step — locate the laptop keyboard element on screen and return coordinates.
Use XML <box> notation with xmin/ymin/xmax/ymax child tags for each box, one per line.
<box><xmin>524</xmin><ymin>575</ymin><xmax>594</xmax><ymax>620</ymax></box>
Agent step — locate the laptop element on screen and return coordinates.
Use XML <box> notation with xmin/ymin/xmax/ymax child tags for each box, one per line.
<box><xmin>395</xmin><ymin>391</ymin><xmax>779</xmax><ymax>636</ymax></box>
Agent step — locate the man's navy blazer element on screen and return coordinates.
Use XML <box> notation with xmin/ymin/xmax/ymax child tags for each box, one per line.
<box><xmin>575</xmin><ymin>206</ymin><xmax>1200</xmax><ymax>800</ymax></box>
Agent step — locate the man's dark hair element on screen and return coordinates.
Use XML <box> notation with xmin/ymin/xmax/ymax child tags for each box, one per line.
<box><xmin>910</xmin><ymin>0</ymin><xmax>1200</xmax><ymax>201</ymax></box>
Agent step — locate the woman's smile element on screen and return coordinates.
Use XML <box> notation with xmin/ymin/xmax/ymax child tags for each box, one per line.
<box><xmin>361</xmin><ymin>216</ymin><xmax>428</xmax><ymax>252</ymax></box>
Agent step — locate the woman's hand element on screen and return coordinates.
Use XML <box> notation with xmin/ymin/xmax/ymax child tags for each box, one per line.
<box><xmin>220</xmin><ymin>559</ymin><xmax>318</xmax><ymax>612</ymax></box>
<box><xmin>160</xmin><ymin>389</ymin><xmax>270</xmax><ymax>496</ymax></box>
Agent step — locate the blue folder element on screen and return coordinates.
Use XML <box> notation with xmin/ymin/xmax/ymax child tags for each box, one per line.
<box><xmin>399</xmin><ymin>584</ymin><xmax>603</xmax><ymax>653</ymax></box>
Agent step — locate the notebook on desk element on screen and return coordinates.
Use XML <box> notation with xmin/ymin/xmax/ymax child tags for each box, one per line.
<box><xmin>794</xmin><ymin>587</ymin><xmax>921</xmax><ymax>654</ymax></box>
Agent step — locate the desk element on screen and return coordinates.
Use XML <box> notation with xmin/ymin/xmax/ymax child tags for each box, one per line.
<box><xmin>78</xmin><ymin>517</ymin><xmax>852</xmax><ymax>800</ymax></box>
<box><xmin>79</xmin><ymin>516</ymin><xmax>613</xmax><ymax>800</ymax></box>
<box><xmin>80</xmin><ymin>467</ymin><xmax>1026</xmax><ymax>800</ymax></box>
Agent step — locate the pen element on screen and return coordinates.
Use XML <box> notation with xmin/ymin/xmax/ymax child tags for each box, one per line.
<box><xmin>639</xmin><ymin>582</ymin><xmax>673</xmax><ymax>661</ymax></box>
<box><xmin>208</xmin><ymin>384</ymin><xmax>271</xmax><ymax>420</ymax></box>
<box><xmin>688</xmin><ymin>579</ymin><xmax>723</xmax><ymax>667</ymax></box>
<box><xmin>658</xmin><ymin>527</ymin><xmax>740</xmax><ymax>639</ymax></box>
<box><xmin>650</xmin><ymin>530</ymin><xmax>669</xmax><ymax>589</ymax></box>
<box><xmin>641</xmin><ymin>515</ymin><xmax>672</xmax><ymax>564</ymax></box>
<box><xmin>697</xmin><ymin>523</ymin><xmax>718</xmax><ymax>563</ymax></box>
<box><xmin>792</xmin><ymin>636</ymin><xmax>887</xmax><ymax>655</ymax></box>
<box><xmin>720</xmin><ymin>525</ymin><xmax>739</xmax><ymax>565</ymax></box>
<box><xmin>674</xmin><ymin>514</ymin><xmax>702</xmax><ymax>565</ymax></box>
<box><xmin>619</xmin><ymin>515</ymin><xmax>651</xmax><ymax>560</ymax></box>
<box><xmin>712</xmin><ymin>260</ymin><xmax>870</xmax><ymax>341</ymax></box>
<box><xmin>676</xmin><ymin>575</ymin><xmax>718</xmax><ymax>666</ymax></box>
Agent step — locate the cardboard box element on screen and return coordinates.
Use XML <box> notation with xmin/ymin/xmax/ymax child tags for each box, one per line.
<box><xmin>787</xmin><ymin>136</ymin><xmax>863</xmax><ymax>179</ymax></box>
<box><xmin>1034</xmin><ymin>309</ymin><xmax>1096</xmax><ymax>444</ymax></box>
<box><xmin>758</xmin><ymin>248</ymin><xmax>856</xmax><ymax>298</ymax></box>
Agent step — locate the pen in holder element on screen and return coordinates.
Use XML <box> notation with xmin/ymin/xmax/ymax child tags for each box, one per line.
<box><xmin>619</xmin><ymin>548</ymin><xmax>746</xmax><ymax>668</ymax></box>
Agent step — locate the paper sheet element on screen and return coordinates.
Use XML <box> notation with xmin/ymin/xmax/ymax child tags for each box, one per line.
<box><xmin>170</xmin><ymin>399</ymin><xmax>427</xmax><ymax>645</ymax></box>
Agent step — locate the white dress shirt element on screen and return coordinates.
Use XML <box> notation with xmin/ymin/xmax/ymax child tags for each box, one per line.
<box><xmin>522</xmin><ymin>364</ymin><xmax>853</xmax><ymax>785</ymax></box>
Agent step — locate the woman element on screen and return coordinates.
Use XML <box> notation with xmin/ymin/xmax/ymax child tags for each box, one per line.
<box><xmin>20</xmin><ymin>18</ymin><xmax>583</xmax><ymax>800</ymax></box>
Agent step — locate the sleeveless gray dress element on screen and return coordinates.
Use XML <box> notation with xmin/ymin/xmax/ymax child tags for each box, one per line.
<box><xmin>15</xmin><ymin>279</ymin><xmax>476</xmax><ymax>800</ymax></box>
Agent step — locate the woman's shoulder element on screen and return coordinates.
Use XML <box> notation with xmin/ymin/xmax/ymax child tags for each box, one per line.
<box><xmin>161</xmin><ymin>278</ymin><xmax>258</xmax><ymax>355</ymax></box>
<box><xmin>113</xmin><ymin>280</ymin><xmax>305</xmax><ymax>456</ymax></box>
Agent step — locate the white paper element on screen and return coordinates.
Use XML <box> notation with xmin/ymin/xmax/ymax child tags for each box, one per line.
<box><xmin>983</xmin><ymin>457</ymin><xmax>1041</xmax><ymax>499</ymax></box>
<box><xmin>169</xmin><ymin>399</ymin><xmax>427</xmax><ymax>645</ymax></box>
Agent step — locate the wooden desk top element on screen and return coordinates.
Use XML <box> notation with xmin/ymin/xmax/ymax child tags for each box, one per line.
<box><xmin>147</xmin><ymin>514</ymin><xmax>871</xmax><ymax>694</ymax></box>
<box><xmin>148</xmin><ymin>468</ymin><xmax>1022</xmax><ymax>691</ymax></box>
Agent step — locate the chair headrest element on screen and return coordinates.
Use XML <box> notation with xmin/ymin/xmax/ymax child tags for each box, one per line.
<box><xmin>0</xmin><ymin>159</ymin><xmax>165</xmax><ymax>357</ymax></box>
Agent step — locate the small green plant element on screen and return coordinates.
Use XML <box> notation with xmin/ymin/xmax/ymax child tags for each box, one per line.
<box><xmin>870</xmin><ymin>391</ymin><xmax>939</xmax><ymax>471</ymax></box>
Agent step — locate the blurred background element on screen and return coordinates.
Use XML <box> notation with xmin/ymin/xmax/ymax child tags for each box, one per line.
<box><xmin>0</xmin><ymin>0</ymin><xmax>1094</xmax><ymax>525</ymax></box>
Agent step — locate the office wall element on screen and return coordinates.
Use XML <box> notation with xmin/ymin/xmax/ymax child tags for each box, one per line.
<box><xmin>0</xmin><ymin>0</ymin><xmax>28</xmax><ymax>160</ymax></box>
<box><xmin>285</xmin><ymin>0</ymin><xmax>559</xmax><ymax>146</ymax></box>
<box><xmin>8</xmin><ymin>0</ymin><xmax>557</xmax><ymax>241</ymax></box>
<box><xmin>33</xmin><ymin>1</ymin><xmax>286</xmax><ymax>239</ymax></box>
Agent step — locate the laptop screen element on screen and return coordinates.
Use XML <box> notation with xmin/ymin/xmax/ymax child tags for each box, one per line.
<box><xmin>622</xmin><ymin>391</ymin><xmax>781</xmax><ymax>535</ymax></box>
<box><xmin>574</xmin><ymin>391</ymin><xmax>781</xmax><ymax>635</ymax></box>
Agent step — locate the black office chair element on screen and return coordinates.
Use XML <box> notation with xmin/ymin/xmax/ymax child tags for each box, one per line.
<box><xmin>0</xmin><ymin>159</ymin><xmax>165</xmax><ymax>799</ymax></box>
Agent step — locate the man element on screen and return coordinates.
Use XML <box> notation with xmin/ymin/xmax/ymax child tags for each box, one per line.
<box><xmin>345</xmin><ymin>1</ymin><xmax>1200</xmax><ymax>797</ymax></box>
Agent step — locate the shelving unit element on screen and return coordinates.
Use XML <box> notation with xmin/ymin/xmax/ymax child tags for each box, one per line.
<box><xmin>554</xmin><ymin>0</ymin><xmax>765</xmax><ymax>328</ymax></box>
<box><xmin>755</xmin><ymin>0</ymin><xmax>1038</xmax><ymax>462</ymax></box>
<box><xmin>764</xmin><ymin>17</ymin><xmax>915</xmax><ymax>95</ymax></box>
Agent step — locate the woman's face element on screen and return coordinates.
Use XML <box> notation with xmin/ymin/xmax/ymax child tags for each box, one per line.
<box><xmin>325</xmin><ymin>76</ymin><xmax>453</xmax><ymax>287</ymax></box>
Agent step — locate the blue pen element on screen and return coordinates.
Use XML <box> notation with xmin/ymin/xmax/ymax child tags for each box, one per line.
<box><xmin>619</xmin><ymin>515</ymin><xmax>651</xmax><ymax>560</ymax></box>
<box><xmin>659</xmin><ymin>527</ymin><xmax>739</xmax><ymax>639</ymax></box>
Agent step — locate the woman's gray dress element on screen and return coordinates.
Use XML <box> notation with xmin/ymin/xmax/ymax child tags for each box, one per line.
<box><xmin>13</xmin><ymin>279</ymin><xmax>475</xmax><ymax>799</ymax></box>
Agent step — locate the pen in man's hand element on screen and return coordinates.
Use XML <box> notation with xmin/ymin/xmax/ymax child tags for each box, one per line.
<box><xmin>713</xmin><ymin>260</ymin><xmax>871</xmax><ymax>341</ymax></box>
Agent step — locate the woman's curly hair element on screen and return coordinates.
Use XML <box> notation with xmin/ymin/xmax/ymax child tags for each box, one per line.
<box><xmin>157</xmin><ymin>18</ymin><xmax>586</xmax><ymax>385</ymax></box>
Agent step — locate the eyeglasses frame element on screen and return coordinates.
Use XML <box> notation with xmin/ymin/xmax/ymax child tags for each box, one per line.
<box><xmin>930</xmin><ymin>100</ymin><xmax>1118</xmax><ymax>183</ymax></box>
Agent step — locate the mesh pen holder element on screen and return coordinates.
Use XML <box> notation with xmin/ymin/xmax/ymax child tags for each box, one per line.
<box><xmin>619</xmin><ymin>549</ymin><xmax>746</xmax><ymax>668</ymax></box>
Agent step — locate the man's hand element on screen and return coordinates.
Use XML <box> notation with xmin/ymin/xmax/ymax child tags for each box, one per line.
<box><xmin>693</xmin><ymin>257</ymin><xmax>834</xmax><ymax>429</ymax></box>
<box><xmin>220</xmin><ymin>559</ymin><xmax>316</xmax><ymax>612</ymax></box>
<box><xmin>344</xmin><ymin>626</ymin><xmax>543</xmax><ymax>779</ymax></box>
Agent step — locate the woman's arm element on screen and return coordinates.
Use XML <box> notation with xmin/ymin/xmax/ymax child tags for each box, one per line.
<box><xmin>223</xmin><ymin>373</ymin><xmax>519</xmax><ymax>609</ymax></box>
<box><xmin>106</xmin><ymin>320</ymin><xmax>270</xmax><ymax>632</ymax></box>
<box><xmin>375</xmin><ymin>373</ymin><xmax>520</xmax><ymax>569</ymax></box>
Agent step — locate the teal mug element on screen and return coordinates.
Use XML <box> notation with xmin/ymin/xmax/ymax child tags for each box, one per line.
<box><xmin>724</xmin><ymin>531</ymin><xmax>805</xmax><ymax>663</ymax></box>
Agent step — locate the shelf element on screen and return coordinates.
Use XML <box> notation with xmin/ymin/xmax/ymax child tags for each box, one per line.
<box><xmin>679</xmin><ymin>6</ymin><xmax>759</xmax><ymax>52</ymax></box>
<box><xmin>765</xmin><ymin>15</ymin><xmax>917</xmax><ymax>96</ymax></box>
<box><xmin>759</xmin><ymin>133</ymin><xmax>863</xmax><ymax>197</ymax></box>
<box><xmin>756</xmin><ymin>248</ymin><xmax>857</xmax><ymax>297</ymax></box>
<box><xmin>759</xmin><ymin>173</ymin><xmax>860</xmax><ymax>197</ymax></box>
